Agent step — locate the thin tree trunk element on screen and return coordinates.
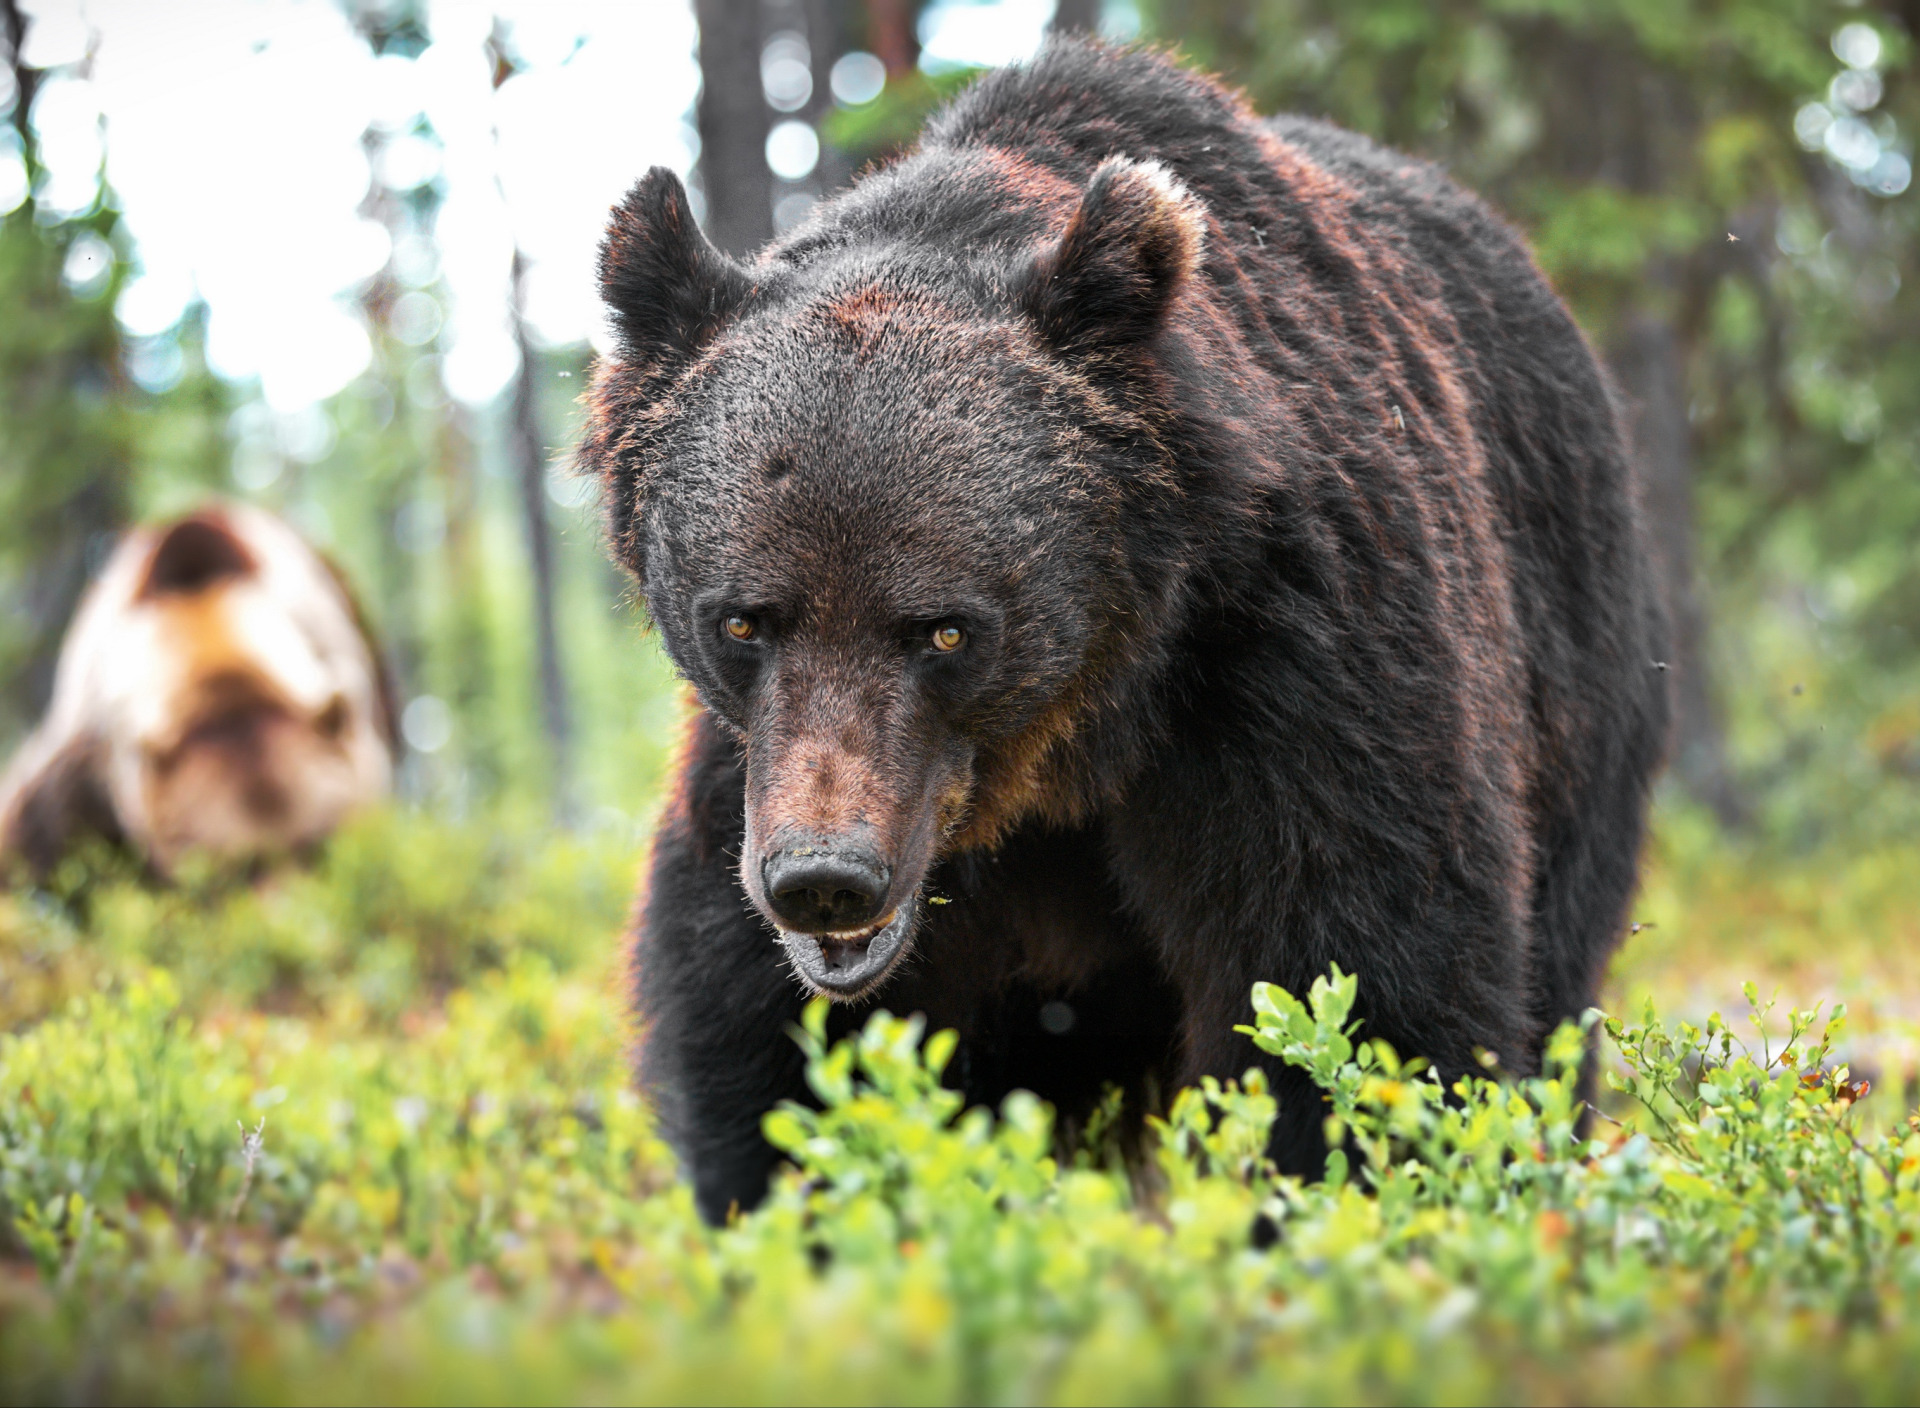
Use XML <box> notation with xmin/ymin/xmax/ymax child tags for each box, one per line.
<box><xmin>865</xmin><ymin>0</ymin><xmax>918</xmax><ymax>77</ymax></box>
<box><xmin>485</xmin><ymin>28</ymin><xmax>574</xmax><ymax>820</ymax></box>
<box><xmin>16</xmin><ymin>483</ymin><xmax>119</xmax><ymax>719</ymax></box>
<box><xmin>1527</xmin><ymin>29</ymin><xmax>1746</xmax><ymax>826</ymax></box>
<box><xmin>509</xmin><ymin>251</ymin><xmax>575</xmax><ymax>823</ymax></box>
<box><xmin>3</xmin><ymin>0</ymin><xmax>38</xmax><ymax>165</ymax></box>
<box><xmin>1613</xmin><ymin>304</ymin><xmax>1744</xmax><ymax>828</ymax></box>
<box><xmin>695</xmin><ymin>0</ymin><xmax>772</xmax><ymax>256</ymax></box>
<box><xmin>436</xmin><ymin>404</ymin><xmax>494</xmax><ymax>791</ymax></box>
<box><xmin>807</xmin><ymin>0</ymin><xmax>855</xmax><ymax>195</ymax></box>
<box><xmin>1050</xmin><ymin>0</ymin><xmax>1102</xmax><ymax>34</ymax></box>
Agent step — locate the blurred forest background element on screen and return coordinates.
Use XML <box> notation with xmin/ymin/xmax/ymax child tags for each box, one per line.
<box><xmin>1</xmin><ymin>0</ymin><xmax>1915</xmax><ymax>887</ymax></box>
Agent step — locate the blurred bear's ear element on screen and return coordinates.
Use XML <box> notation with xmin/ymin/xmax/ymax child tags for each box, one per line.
<box><xmin>598</xmin><ymin>167</ymin><xmax>753</xmax><ymax>368</ymax></box>
<box><xmin>1019</xmin><ymin>157</ymin><xmax>1206</xmax><ymax>356</ymax></box>
<box><xmin>138</xmin><ymin>512</ymin><xmax>256</xmax><ymax>601</ymax></box>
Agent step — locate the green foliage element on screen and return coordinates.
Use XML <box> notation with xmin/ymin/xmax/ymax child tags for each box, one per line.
<box><xmin>0</xmin><ymin>206</ymin><xmax>133</xmax><ymax>732</ymax></box>
<box><xmin>820</xmin><ymin>67</ymin><xmax>984</xmax><ymax>166</ymax></box>
<box><xmin>1242</xmin><ymin>967</ymin><xmax>1910</xmax><ymax>1330</ymax></box>
<box><xmin>0</xmin><ymin>805</ymin><xmax>637</xmax><ymax>1028</ymax></box>
<box><xmin>0</xmin><ymin>197</ymin><xmax>228</xmax><ymax>740</ymax></box>
<box><xmin>5</xmin><ymin>814</ymin><xmax>1920</xmax><ymax>1403</ymax></box>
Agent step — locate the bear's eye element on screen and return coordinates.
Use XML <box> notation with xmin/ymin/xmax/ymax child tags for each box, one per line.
<box><xmin>724</xmin><ymin>614</ymin><xmax>757</xmax><ymax>642</ymax></box>
<box><xmin>930</xmin><ymin>624</ymin><xmax>965</xmax><ymax>653</ymax></box>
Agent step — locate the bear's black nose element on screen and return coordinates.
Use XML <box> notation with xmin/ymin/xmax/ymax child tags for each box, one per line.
<box><xmin>763</xmin><ymin>847</ymin><xmax>891</xmax><ymax>933</ymax></box>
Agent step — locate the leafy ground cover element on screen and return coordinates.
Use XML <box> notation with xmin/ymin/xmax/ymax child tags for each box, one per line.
<box><xmin>2</xmin><ymin>804</ymin><xmax>1919</xmax><ymax>1405</ymax></box>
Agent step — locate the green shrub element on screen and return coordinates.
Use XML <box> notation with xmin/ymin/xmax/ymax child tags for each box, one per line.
<box><xmin>4</xmin><ymin>808</ymin><xmax>1920</xmax><ymax>1402</ymax></box>
<box><xmin>5</xmin><ymin>908</ymin><xmax>1920</xmax><ymax>1404</ymax></box>
<box><xmin>0</xmin><ymin>805</ymin><xmax>637</xmax><ymax>1029</ymax></box>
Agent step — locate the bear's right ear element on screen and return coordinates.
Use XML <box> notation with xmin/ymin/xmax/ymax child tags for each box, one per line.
<box><xmin>598</xmin><ymin>167</ymin><xmax>753</xmax><ymax>369</ymax></box>
<box><xmin>1018</xmin><ymin>156</ymin><xmax>1207</xmax><ymax>358</ymax></box>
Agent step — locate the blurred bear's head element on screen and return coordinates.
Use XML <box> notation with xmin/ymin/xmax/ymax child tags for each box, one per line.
<box><xmin>0</xmin><ymin>503</ymin><xmax>397</xmax><ymax>878</ymax></box>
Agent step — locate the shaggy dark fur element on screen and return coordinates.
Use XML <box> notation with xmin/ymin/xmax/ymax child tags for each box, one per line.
<box><xmin>582</xmin><ymin>40</ymin><xmax>1670</xmax><ymax>1225</ymax></box>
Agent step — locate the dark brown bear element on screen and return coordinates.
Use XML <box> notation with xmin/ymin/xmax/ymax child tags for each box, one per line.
<box><xmin>581</xmin><ymin>40</ymin><xmax>1669</xmax><ymax>1224</ymax></box>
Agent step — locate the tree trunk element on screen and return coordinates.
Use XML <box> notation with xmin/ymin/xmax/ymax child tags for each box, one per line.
<box><xmin>435</xmin><ymin>404</ymin><xmax>495</xmax><ymax>792</ymax></box>
<box><xmin>695</xmin><ymin>0</ymin><xmax>772</xmax><ymax>256</ymax></box>
<box><xmin>1612</xmin><ymin>303</ymin><xmax>1743</xmax><ymax>827</ymax></box>
<box><xmin>1050</xmin><ymin>0</ymin><xmax>1103</xmax><ymax>34</ymax></box>
<box><xmin>509</xmin><ymin>252</ymin><xmax>575</xmax><ymax>823</ymax></box>
<box><xmin>807</xmin><ymin>0</ymin><xmax>856</xmax><ymax>196</ymax></box>
<box><xmin>1521</xmin><ymin>26</ymin><xmax>1744</xmax><ymax>825</ymax></box>
<box><xmin>16</xmin><ymin>481</ymin><xmax>120</xmax><ymax>719</ymax></box>
<box><xmin>865</xmin><ymin>0</ymin><xmax>919</xmax><ymax>77</ymax></box>
<box><xmin>3</xmin><ymin>0</ymin><xmax>38</xmax><ymax>166</ymax></box>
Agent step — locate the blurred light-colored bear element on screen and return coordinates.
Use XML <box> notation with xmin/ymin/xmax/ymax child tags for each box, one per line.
<box><xmin>0</xmin><ymin>502</ymin><xmax>395</xmax><ymax>877</ymax></box>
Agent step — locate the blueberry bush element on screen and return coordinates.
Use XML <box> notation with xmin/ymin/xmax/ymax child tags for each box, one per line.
<box><xmin>2</xmin><ymin>808</ymin><xmax>1919</xmax><ymax>1404</ymax></box>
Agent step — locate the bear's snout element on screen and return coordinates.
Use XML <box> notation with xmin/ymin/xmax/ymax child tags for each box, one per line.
<box><xmin>758</xmin><ymin>839</ymin><xmax>915</xmax><ymax>998</ymax></box>
<box><xmin>761</xmin><ymin>843</ymin><xmax>892</xmax><ymax>934</ymax></box>
<box><xmin>738</xmin><ymin>694</ymin><xmax>966</xmax><ymax>998</ymax></box>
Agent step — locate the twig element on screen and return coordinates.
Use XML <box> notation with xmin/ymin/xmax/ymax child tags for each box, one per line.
<box><xmin>228</xmin><ymin>1117</ymin><xmax>266</xmax><ymax>1223</ymax></box>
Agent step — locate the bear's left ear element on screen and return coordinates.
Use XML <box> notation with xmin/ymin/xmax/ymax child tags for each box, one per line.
<box><xmin>598</xmin><ymin>166</ymin><xmax>754</xmax><ymax>370</ymax></box>
<box><xmin>1019</xmin><ymin>156</ymin><xmax>1206</xmax><ymax>356</ymax></box>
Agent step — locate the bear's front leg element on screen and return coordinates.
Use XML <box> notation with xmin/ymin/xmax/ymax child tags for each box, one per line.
<box><xmin>630</xmin><ymin>709</ymin><xmax>809</xmax><ymax>1225</ymax></box>
<box><xmin>1106</xmin><ymin>719</ymin><xmax>1538</xmax><ymax>1182</ymax></box>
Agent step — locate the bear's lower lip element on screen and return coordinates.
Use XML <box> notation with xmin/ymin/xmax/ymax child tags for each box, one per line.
<box><xmin>780</xmin><ymin>907</ymin><xmax>912</xmax><ymax>998</ymax></box>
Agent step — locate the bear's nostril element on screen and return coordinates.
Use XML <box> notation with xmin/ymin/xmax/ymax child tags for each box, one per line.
<box><xmin>763</xmin><ymin>847</ymin><xmax>890</xmax><ymax>934</ymax></box>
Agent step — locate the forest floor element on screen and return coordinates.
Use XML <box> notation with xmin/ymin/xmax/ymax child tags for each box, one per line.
<box><xmin>1616</xmin><ymin>809</ymin><xmax>1920</xmax><ymax>1100</ymax></box>
<box><xmin>1</xmin><ymin>800</ymin><xmax>1917</xmax><ymax>1405</ymax></box>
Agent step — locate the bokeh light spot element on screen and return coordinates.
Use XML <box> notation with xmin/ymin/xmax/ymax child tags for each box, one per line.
<box><xmin>61</xmin><ymin>231</ymin><xmax>114</xmax><ymax>298</ymax></box>
<box><xmin>765</xmin><ymin>119</ymin><xmax>819</xmax><ymax>180</ymax></box>
<box><xmin>401</xmin><ymin>695</ymin><xmax>453</xmax><ymax>754</ymax></box>
<box><xmin>830</xmin><ymin>51</ymin><xmax>886</xmax><ymax>107</ymax></box>
<box><xmin>762</xmin><ymin>32</ymin><xmax>812</xmax><ymax>113</ymax></box>
<box><xmin>1831</xmin><ymin>22</ymin><xmax>1882</xmax><ymax>72</ymax></box>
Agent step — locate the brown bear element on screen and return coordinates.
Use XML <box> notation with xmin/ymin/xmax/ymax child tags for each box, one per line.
<box><xmin>581</xmin><ymin>40</ymin><xmax>1669</xmax><ymax>1224</ymax></box>
<box><xmin>0</xmin><ymin>503</ymin><xmax>396</xmax><ymax>879</ymax></box>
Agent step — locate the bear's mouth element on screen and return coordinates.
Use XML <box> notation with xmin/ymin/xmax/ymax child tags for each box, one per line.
<box><xmin>779</xmin><ymin>904</ymin><xmax>914</xmax><ymax>1000</ymax></box>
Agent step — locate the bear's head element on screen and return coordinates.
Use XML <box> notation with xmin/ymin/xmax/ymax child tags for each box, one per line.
<box><xmin>584</xmin><ymin>157</ymin><xmax>1206</xmax><ymax>999</ymax></box>
<box><xmin>0</xmin><ymin>504</ymin><xmax>395</xmax><ymax>878</ymax></box>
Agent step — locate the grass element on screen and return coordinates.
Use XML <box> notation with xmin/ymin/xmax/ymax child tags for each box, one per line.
<box><xmin>1616</xmin><ymin>801</ymin><xmax>1920</xmax><ymax>1098</ymax></box>
<box><xmin>2</xmin><ymin>800</ymin><xmax>1919</xmax><ymax>1404</ymax></box>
